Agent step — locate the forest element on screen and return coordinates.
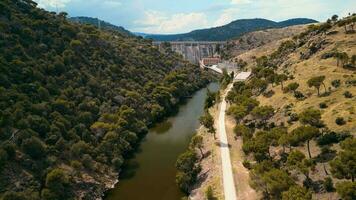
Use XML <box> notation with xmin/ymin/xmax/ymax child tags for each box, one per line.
<box><xmin>0</xmin><ymin>0</ymin><xmax>212</xmax><ymax>199</ymax></box>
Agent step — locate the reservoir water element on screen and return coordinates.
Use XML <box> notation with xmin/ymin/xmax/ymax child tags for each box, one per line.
<box><xmin>106</xmin><ymin>82</ymin><xmax>219</xmax><ymax>200</ymax></box>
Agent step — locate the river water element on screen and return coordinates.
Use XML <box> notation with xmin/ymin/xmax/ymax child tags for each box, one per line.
<box><xmin>106</xmin><ymin>82</ymin><xmax>219</xmax><ymax>200</ymax></box>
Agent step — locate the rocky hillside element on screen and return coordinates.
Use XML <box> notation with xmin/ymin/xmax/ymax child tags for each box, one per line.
<box><xmin>0</xmin><ymin>1</ymin><xmax>212</xmax><ymax>199</ymax></box>
<box><xmin>146</xmin><ymin>18</ymin><xmax>317</xmax><ymax>41</ymax></box>
<box><xmin>224</xmin><ymin>14</ymin><xmax>355</xmax><ymax>200</ymax></box>
<box><xmin>222</xmin><ymin>25</ymin><xmax>309</xmax><ymax>59</ymax></box>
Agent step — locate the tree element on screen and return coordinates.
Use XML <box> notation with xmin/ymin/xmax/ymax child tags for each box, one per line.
<box><xmin>282</xmin><ymin>185</ymin><xmax>312</xmax><ymax>200</ymax></box>
<box><xmin>251</xmin><ymin>106</ymin><xmax>274</xmax><ymax>123</ymax></box>
<box><xmin>262</xmin><ymin>169</ymin><xmax>295</xmax><ymax>198</ymax></box>
<box><xmin>227</xmin><ymin>105</ymin><xmax>247</xmax><ymax>122</ymax></box>
<box><xmin>291</xmin><ymin>126</ymin><xmax>320</xmax><ymax>158</ymax></box>
<box><xmin>286</xmin><ymin>82</ymin><xmax>299</xmax><ymax>95</ymax></box>
<box><xmin>307</xmin><ymin>76</ymin><xmax>326</xmax><ymax>96</ymax></box>
<box><xmin>199</xmin><ymin>111</ymin><xmax>216</xmax><ymax>139</ymax></box>
<box><xmin>299</xmin><ymin>108</ymin><xmax>323</xmax><ymax>127</ymax></box>
<box><xmin>330</xmin><ymin>138</ymin><xmax>356</xmax><ymax>182</ymax></box>
<box><xmin>204</xmin><ymin>89</ymin><xmax>218</xmax><ymax>109</ymax></box>
<box><xmin>275</xmin><ymin>74</ymin><xmax>288</xmax><ymax>90</ymax></box>
<box><xmin>336</xmin><ymin>181</ymin><xmax>356</xmax><ymax>200</ymax></box>
<box><xmin>286</xmin><ymin>150</ymin><xmax>314</xmax><ymax>179</ymax></box>
<box><xmin>42</xmin><ymin>168</ymin><xmax>73</xmax><ymax>200</ymax></box>
<box><xmin>191</xmin><ymin>135</ymin><xmax>204</xmax><ymax>159</ymax></box>
<box><xmin>21</xmin><ymin>136</ymin><xmax>46</xmax><ymax>159</ymax></box>
<box><xmin>176</xmin><ymin>150</ymin><xmax>201</xmax><ymax>193</ymax></box>
<box><xmin>331</xmin><ymin>14</ymin><xmax>339</xmax><ymax>22</ymax></box>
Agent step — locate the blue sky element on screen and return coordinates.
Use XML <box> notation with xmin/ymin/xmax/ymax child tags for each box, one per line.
<box><xmin>35</xmin><ymin>0</ymin><xmax>356</xmax><ymax>34</ymax></box>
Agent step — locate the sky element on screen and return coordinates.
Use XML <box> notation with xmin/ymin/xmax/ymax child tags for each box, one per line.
<box><xmin>34</xmin><ymin>0</ymin><xmax>356</xmax><ymax>34</ymax></box>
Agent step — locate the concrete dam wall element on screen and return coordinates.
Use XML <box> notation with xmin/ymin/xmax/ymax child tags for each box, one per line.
<box><xmin>153</xmin><ymin>41</ymin><xmax>226</xmax><ymax>64</ymax></box>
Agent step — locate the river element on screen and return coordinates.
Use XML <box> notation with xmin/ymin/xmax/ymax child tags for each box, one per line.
<box><xmin>106</xmin><ymin>82</ymin><xmax>219</xmax><ymax>200</ymax></box>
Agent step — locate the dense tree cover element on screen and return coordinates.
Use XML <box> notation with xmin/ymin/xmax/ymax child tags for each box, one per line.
<box><xmin>0</xmin><ymin>0</ymin><xmax>212</xmax><ymax>198</ymax></box>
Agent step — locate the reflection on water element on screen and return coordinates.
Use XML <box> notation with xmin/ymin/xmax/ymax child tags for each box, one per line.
<box><xmin>106</xmin><ymin>82</ymin><xmax>219</xmax><ymax>200</ymax></box>
<box><xmin>151</xmin><ymin>121</ymin><xmax>173</xmax><ymax>134</ymax></box>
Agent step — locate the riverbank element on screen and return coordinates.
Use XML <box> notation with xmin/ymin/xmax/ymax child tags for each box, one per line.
<box><xmin>105</xmin><ymin>83</ymin><xmax>220</xmax><ymax>200</ymax></box>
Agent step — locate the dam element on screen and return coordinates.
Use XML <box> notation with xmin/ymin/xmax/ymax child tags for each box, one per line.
<box><xmin>153</xmin><ymin>41</ymin><xmax>226</xmax><ymax>64</ymax></box>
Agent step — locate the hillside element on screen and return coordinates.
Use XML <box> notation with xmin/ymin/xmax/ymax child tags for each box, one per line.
<box><xmin>69</xmin><ymin>16</ymin><xmax>133</xmax><ymax>36</ymax></box>
<box><xmin>0</xmin><ymin>0</ymin><xmax>212</xmax><ymax>199</ymax></box>
<box><xmin>222</xmin><ymin>25</ymin><xmax>309</xmax><ymax>59</ymax></box>
<box><xmin>146</xmin><ymin>18</ymin><xmax>317</xmax><ymax>41</ymax></box>
<box><xmin>223</xmin><ymin>14</ymin><xmax>356</xmax><ymax>200</ymax></box>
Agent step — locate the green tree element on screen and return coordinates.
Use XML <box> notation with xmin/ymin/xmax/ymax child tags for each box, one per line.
<box><xmin>262</xmin><ymin>169</ymin><xmax>295</xmax><ymax>198</ymax></box>
<box><xmin>191</xmin><ymin>135</ymin><xmax>204</xmax><ymax>159</ymax></box>
<box><xmin>21</xmin><ymin>136</ymin><xmax>46</xmax><ymax>159</ymax></box>
<box><xmin>336</xmin><ymin>181</ymin><xmax>356</xmax><ymax>200</ymax></box>
<box><xmin>307</xmin><ymin>76</ymin><xmax>326</xmax><ymax>96</ymax></box>
<box><xmin>291</xmin><ymin>126</ymin><xmax>320</xmax><ymax>158</ymax></box>
<box><xmin>42</xmin><ymin>168</ymin><xmax>73</xmax><ymax>200</ymax></box>
<box><xmin>286</xmin><ymin>82</ymin><xmax>299</xmax><ymax>95</ymax></box>
<box><xmin>299</xmin><ymin>108</ymin><xmax>323</xmax><ymax>127</ymax></box>
<box><xmin>200</xmin><ymin>111</ymin><xmax>216</xmax><ymax>139</ymax></box>
<box><xmin>205</xmin><ymin>186</ymin><xmax>216</xmax><ymax>200</ymax></box>
<box><xmin>330</xmin><ymin>138</ymin><xmax>356</xmax><ymax>182</ymax></box>
<box><xmin>275</xmin><ymin>74</ymin><xmax>288</xmax><ymax>90</ymax></box>
<box><xmin>282</xmin><ymin>185</ymin><xmax>312</xmax><ymax>200</ymax></box>
<box><xmin>286</xmin><ymin>150</ymin><xmax>314</xmax><ymax>179</ymax></box>
<box><xmin>227</xmin><ymin>104</ymin><xmax>247</xmax><ymax>122</ymax></box>
<box><xmin>251</xmin><ymin>106</ymin><xmax>274</xmax><ymax>123</ymax></box>
<box><xmin>175</xmin><ymin>150</ymin><xmax>201</xmax><ymax>193</ymax></box>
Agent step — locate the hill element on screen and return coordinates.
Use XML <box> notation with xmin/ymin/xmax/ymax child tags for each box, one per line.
<box><xmin>0</xmin><ymin>0</ymin><xmax>212</xmax><ymax>199</ymax></box>
<box><xmin>222</xmin><ymin>24</ymin><xmax>309</xmax><ymax>59</ymax></box>
<box><xmin>224</xmin><ymin>14</ymin><xmax>356</xmax><ymax>200</ymax></box>
<box><xmin>69</xmin><ymin>16</ymin><xmax>133</xmax><ymax>36</ymax></box>
<box><xmin>146</xmin><ymin>18</ymin><xmax>317</xmax><ymax>41</ymax></box>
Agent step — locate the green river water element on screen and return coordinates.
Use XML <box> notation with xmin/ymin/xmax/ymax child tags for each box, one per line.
<box><xmin>106</xmin><ymin>82</ymin><xmax>219</xmax><ymax>200</ymax></box>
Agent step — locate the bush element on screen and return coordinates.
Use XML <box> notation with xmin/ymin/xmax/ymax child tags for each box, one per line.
<box><xmin>331</xmin><ymin>79</ymin><xmax>341</xmax><ymax>88</ymax></box>
<box><xmin>243</xmin><ymin>160</ymin><xmax>252</xmax><ymax>169</ymax></box>
<box><xmin>205</xmin><ymin>186</ymin><xmax>216</xmax><ymax>200</ymax></box>
<box><xmin>294</xmin><ymin>91</ymin><xmax>306</xmax><ymax>100</ymax></box>
<box><xmin>344</xmin><ymin>91</ymin><xmax>353</xmax><ymax>98</ymax></box>
<box><xmin>319</xmin><ymin>102</ymin><xmax>328</xmax><ymax>109</ymax></box>
<box><xmin>335</xmin><ymin>117</ymin><xmax>346</xmax><ymax>126</ymax></box>
<box><xmin>317</xmin><ymin>132</ymin><xmax>350</xmax><ymax>146</ymax></box>
<box><xmin>323</xmin><ymin>177</ymin><xmax>334</xmax><ymax>192</ymax></box>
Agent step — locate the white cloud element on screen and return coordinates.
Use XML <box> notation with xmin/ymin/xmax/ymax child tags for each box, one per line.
<box><xmin>214</xmin><ymin>8</ymin><xmax>239</xmax><ymax>27</ymax></box>
<box><xmin>36</xmin><ymin>0</ymin><xmax>71</xmax><ymax>8</ymax></box>
<box><xmin>231</xmin><ymin>0</ymin><xmax>251</xmax><ymax>5</ymax></box>
<box><xmin>135</xmin><ymin>11</ymin><xmax>209</xmax><ymax>34</ymax></box>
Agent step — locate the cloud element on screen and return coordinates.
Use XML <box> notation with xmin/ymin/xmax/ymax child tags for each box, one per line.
<box><xmin>36</xmin><ymin>0</ymin><xmax>71</xmax><ymax>8</ymax></box>
<box><xmin>230</xmin><ymin>0</ymin><xmax>251</xmax><ymax>5</ymax></box>
<box><xmin>214</xmin><ymin>8</ymin><xmax>239</xmax><ymax>27</ymax></box>
<box><xmin>135</xmin><ymin>11</ymin><xmax>209</xmax><ymax>34</ymax></box>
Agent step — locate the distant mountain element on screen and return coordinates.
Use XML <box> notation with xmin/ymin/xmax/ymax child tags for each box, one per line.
<box><xmin>69</xmin><ymin>16</ymin><xmax>133</xmax><ymax>36</ymax></box>
<box><xmin>146</xmin><ymin>18</ymin><xmax>318</xmax><ymax>41</ymax></box>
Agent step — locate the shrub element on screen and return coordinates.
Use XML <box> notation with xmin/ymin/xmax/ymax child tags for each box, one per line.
<box><xmin>243</xmin><ymin>160</ymin><xmax>252</xmax><ymax>170</ymax></box>
<box><xmin>294</xmin><ymin>91</ymin><xmax>306</xmax><ymax>100</ymax></box>
<box><xmin>331</xmin><ymin>79</ymin><xmax>341</xmax><ymax>88</ymax></box>
<box><xmin>335</xmin><ymin>117</ymin><xmax>346</xmax><ymax>126</ymax></box>
<box><xmin>343</xmin><ymin>91</ymin><xmax>353</xmax><ymax>98</ymax></box>
<box><xmin>323</xmin><ymin>177</ymin><xmax>334</xmax><ymax>192</ymax></box>
<box><xmin>205</xmin><ymin>186</ymin><xmax>216</xmax><ymax>200</ymax></box>
<box><xmin>319</xmin><ymin>102</ymin><xmax>328</xmax><ymax>109</ymax></box>
<box><xmin>317</xmin><ymin>132</ymin><xmax>350</xmax><ymax>146</ymax></box>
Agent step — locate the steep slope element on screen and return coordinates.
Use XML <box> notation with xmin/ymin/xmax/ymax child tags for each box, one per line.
<box><xmin>223</xmin><ymin>25</ymin><xmax>309</xmax><ymax>59</ymax></box>
<box><xmin>0</xmin><ymin>0</ymin><xmax>212</xmax><ymax>199</ymax></box>
<box><xmin>146</xmin><ymin>18</ymin><xmax>317</xmax><ymax>41</ymax></box>
<box><xmin>69</xmin><ymin>16</ymin><xmax>133</xmax><ymax>36</ymax></box>
<box><xmin>224</xmin><ymin>15</ymin><xmax>355</xmax><ymax>200</ymax></box>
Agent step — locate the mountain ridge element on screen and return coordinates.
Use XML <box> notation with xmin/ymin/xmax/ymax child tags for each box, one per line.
<box><xmin>146</xmin><ymin>18</ymin><xmax>318</xmax><ymax>41</ymax></box>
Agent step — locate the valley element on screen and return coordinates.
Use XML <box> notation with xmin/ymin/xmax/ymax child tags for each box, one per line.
<box><xmin>0</xmin><ymin>1</ymin><xmax>355</xmax><ymax>200</ymax></box>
